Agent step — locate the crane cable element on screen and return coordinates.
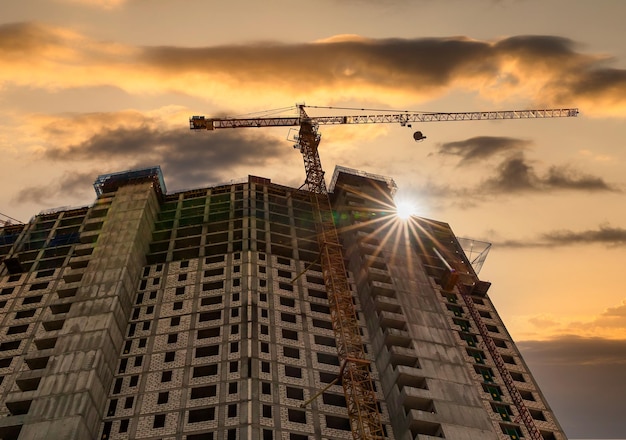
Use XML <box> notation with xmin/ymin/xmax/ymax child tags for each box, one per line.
<box><xmin>304</xmin><ymin>104</ymin><xmax>431</xmax><ymax>114</ymax></box>
<box><xmin>225</xmin><ymin>106</ymin><xmax>297</xmax><ymax>119</ymax></box>
<box><xmin>0</xmin><ymin>212</ymin><xmax>23</xmax><ymax>225</ymax></box>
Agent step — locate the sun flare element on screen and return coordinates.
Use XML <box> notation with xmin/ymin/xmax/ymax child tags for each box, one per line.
<box><xmin>395</xmin><ymin>200</ymin><xmax>416</xmax><ymax>220</ymax></box>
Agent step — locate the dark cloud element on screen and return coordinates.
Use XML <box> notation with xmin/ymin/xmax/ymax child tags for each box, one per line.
<box><xmin>519</xmin><ymin>335</ymin><xmax>626</xmax><ymax>365</ymax></box>
<box><xmin>139</xmin><ymin>35</ymin><xmax>584</xmax><ymax>97</ymax></box>
<box><xmin>2</xmin><ymin>24</ymin><xmax>625</xmax><ymax>112</ymax></box>
<box><xmin>482</xmin><ymin>154</ymin><xmax>540</xmax><ymax>192</ymax></box>
<box><xmin>138</xmin><ymin>34</ymin><xmax>625</xmax><ymax>110</ymax></box>
<box><xmin>492</xmin><ymin>238</ymin><xmax>543</xmax><ymax>249</ymax></box>
<box><xmin>12</xmin><ymin>185</ymin><xmax>56</xmax><ymax>206</ymax></box>
<box><xmin>544</xmin><ymin>165</ymin><xmax>614</xmax><ymax>191</ymax></box>
<box><xmin>399</xmin><ymin>147</ymin><xmax>613</xmax><ymax>213</ymax></box>
<box><xmin>0</xmin><ymin>22</ymin><xmax>60</xmax><ymax>55</ymax></box>
<box><xmin>518</xmin><ymin>336</ymin><xmax>626</xmax><ymax>438</ymax></box>
<box><xmin>559</xmin><ymin>64</ymin><xmax>626</xmax><ymax>105</ymax></box>
<box><xmin>482</xmin><ymin>154</ymin><xmax>615</xmax><ymax>194</ymax></box>
<box><xmin>494</xmin><ymin>224</ymin><xmax>626</xmax><ymax>248</ymax></box>
<box><xmin>396</xmin><ymin>152</ymin><xmax>614</xmax><ymax>213</ymax></box>
<box><xmin>44</xmin><ymin>126</ymin><xmax>293</xmax><ymax>190</ymax></box>
<box><xmin>436</xmin><ymin>136</ymin><xmax>530</xmax><ymax>164</ymax></box>
<box><xmin>543</xmin><ymin>224</ymin><xmax>626</xmax><ymax>246</ymax></box>
<box><xmin>12</xmin><ymin>170</ymin><xmax>95</xmax><ymax>205</ymax></box>
<box><xmin>493</xmin><ymin>35</ymin><xmax>581</xmax><ymax>63</ymax></box>
<box><xmin>141</xmin><ymin>37</ymin><xmax>498</xmax><ymax>93</ymax></box>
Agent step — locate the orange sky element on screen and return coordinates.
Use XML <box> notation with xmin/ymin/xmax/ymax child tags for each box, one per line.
<box><xmin>1</xmin><ymin>1</ymin><xmax>626</xmax><ymax>437</ymax></box>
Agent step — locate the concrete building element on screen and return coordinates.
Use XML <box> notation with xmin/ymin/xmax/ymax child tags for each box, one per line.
<box><xmin>0</xmin><ymin>166</ymin><xmax>567</xmax><ymax>440</ymax></box>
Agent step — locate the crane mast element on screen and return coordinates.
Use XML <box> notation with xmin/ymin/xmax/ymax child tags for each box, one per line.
<box><xmin>190</xmin><ymin>104</ymin><xmax>578</xmax><ymax>440</ymax></box>
<box><xmin>296</xmin><ymin>108</ymin><xmax>384</xmax><ymax>440</ymax></box>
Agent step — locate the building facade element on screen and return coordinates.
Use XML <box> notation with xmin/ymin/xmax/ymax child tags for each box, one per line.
<box><xmin>0</xmin><ymin>167</ymin><xmax>567</xmax><ymax>440</ymax></box>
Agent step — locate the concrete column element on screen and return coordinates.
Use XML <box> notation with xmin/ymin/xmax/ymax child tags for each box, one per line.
<box><xmin>17</xmin><ymin>183</ymin><xmax>159</xmax><ymax>440</ymax></box>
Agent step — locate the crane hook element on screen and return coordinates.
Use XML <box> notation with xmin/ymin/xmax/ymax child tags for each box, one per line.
<box><xmin>413</xmin><ymin>131</ymin><xmax>426</xmax><ymax>142</ymax></box>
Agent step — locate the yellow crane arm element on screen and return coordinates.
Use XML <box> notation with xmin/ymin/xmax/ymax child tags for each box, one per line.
<box><xmin>190</xmin><ymin>106</ymin><xmax>578</xmax><ymax>130</ymax></box>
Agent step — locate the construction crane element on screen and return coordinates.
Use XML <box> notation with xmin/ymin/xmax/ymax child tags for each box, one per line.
<box><xmin>190</xmin><ymin>104</ymin><xmax>578</xmax><ymax>440</ymax></box>
<box><xmin>0</xmin><ymin>212</ymin><xmax>22</xmax><ymax>227</ymax></box>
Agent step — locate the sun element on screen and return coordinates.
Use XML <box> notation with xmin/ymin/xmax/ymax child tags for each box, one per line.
<box><xmin>395</xmin><ymin>200</ymin><xmax>416</xmax><ymax>220</ymax></box>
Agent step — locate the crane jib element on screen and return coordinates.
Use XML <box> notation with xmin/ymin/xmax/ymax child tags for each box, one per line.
<box><xmin>190</xmin><ymin>108</ymin><xmax>578</xmax><ymax>130</ymax></box>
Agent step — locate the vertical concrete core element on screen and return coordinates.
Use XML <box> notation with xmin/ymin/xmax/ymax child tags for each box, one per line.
<box><xmin>17</xmin><ymin>183</ymin><xmax>159</xmax><ymax>440</ymax></box>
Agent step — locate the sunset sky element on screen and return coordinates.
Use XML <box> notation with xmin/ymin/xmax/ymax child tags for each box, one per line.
<box><xmin>2</xmin><ymin>0</ymin><xmax>626</xmax><ymax>437</ymax></box>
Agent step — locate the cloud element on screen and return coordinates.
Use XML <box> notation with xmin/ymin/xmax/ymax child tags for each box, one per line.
<box><xmin>519</xmin><ymin>335</ymin><xmax>626</xmax><ymax>366</ymax></box>
<box><xmin>513</xmin><ymin>299</ymin><xmax>626</xmax><ymax>341</ymax></box>
<box><xmin>0</xmin><ymin>22</ymin><xmax>137</xmax><ymax>91</ymax></box>
<box><xmin>543</xmin><ymin>224</ymin><xmax>626</xmax><ymax>246</ymax></box>
<box><xmin>482</xmin><ymin>154</ymin><xmax>538</xmax><ymax>191</ymax></box>
<box><xmin>481</xmin><ymin>153</ymin><xmax>615</xmax><ymax>194</ymax></box>
<box><xmin>517</xmin><ymin>336</ymin><xmax>626</xmax><ymax>438</ymax></box>
<box><xmin>435</xmin><ymin>136</ymin><xmax>531</xmax><ymax>164</ymax></box>
<box><xmin>527</xmin><ymin>314</ymin><xmax>560</xmax><ymax>329</ymax></box>
<box><xmin>1</xmin><ymin>23</ymin><xmax>626</xmax><ymax>114</ymax></box>
<box><xmin>12</xmin><ymin>170</ymin><xmax>96</xmax><ymax>205</ymax></box>
<box><xmin>29</xmin><ymin>108</ymin><xmax>610</xmax><ymax>216</ymax></box>
<box><xmin>0</xmin><ymin>22</ymin><xmax>85</xmax><ymax>66</ymax></box>
<box><xmin>43</xmin><ymin>124</ymin><xmax>292</xmax><ymax>190</ymax></box>
<box><xmin>559</xmin><ymin>67</ymin><xmax>626</xmax><ymax>113</ymax></box>
<box><xmin>140</xmin><ymin>36</ymin><xmax>499</xmax><ymax>96</ymax></box>
<box><xmin>393</xmin><ymin>151</ymin><xmax>614</xmax><ymax>212</ymax></box>
<box><xmin>577</xmin><ymin>300</ymin><xmax>626</xmax><ymax>335</ymax></box>
<box><xmin>543</xmin><ymin>165</ymin><xmax>614</xmax><ymax>191</ymax></box>
<box><xmin>603</xmin><ymin>300</ymin><xmax>626</xmax><ymax>318</ymax></box>
<box><xmin>495</xmin><ymin>224</ymin><xmax>626</xmax><ymax>248</ymax></box>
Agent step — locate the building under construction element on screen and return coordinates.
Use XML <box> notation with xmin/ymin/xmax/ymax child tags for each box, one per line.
<box><xmin>0</xmin><ymin>166</ymin><xmax>568</xmax><ymax>440</ymax></box>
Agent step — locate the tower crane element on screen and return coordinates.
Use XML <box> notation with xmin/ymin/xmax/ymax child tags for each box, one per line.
<box><xmin>190</xmin><ymin>104</ymin><xmax>578</xmax><ymax>440</ymax></box>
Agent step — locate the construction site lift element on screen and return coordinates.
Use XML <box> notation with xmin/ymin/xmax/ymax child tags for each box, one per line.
<box><xmin>190</xmin><ymin>104</ymin><xmax>578</xmax><ymax>440</ymax></box>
